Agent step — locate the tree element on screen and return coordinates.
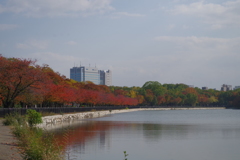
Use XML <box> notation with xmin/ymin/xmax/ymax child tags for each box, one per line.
<box><xmin>145</xmin><ymin>89</ymin><xmax>154</xmax><ymax>105</ymax></box>
<box><xmin>157</xmin><ymin>96</ymin><xmax>166</xmax><ymax>105</ymax></box>
<box><xmin>0</xmin><ymin>56</ymin><xmax>46</xmax><ymax>108</ymax></box>
<box><xmin>185</xmin><ymin>93</ymin><xmax>198</xmax><ymax>106</ymax></box>
<box><xmin>142</xmin><ymin>81</ymin><xmax>166</xmax><ymax>96</ymax></box>
<box><xmin>208</xmin><ymin>96</ymin><xmax>218</xmax><ymax>104</ymax></box>
<box><xmin>151</xmin><ymin>96</ymin><xmax>158</xmax><ymax>106</ymax></box>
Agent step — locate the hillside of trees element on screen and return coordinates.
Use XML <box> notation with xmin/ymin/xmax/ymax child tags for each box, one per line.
<box><xmin>0</xmin><ymin>55</ymin><xmax>239</xmax><ymax>108</ymax></box>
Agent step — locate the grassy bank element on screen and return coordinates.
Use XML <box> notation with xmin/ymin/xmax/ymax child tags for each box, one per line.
<box><xmin>3</xmin><ymin>110</ymin><xmax>63</xmax><ymax>160</ymax></box>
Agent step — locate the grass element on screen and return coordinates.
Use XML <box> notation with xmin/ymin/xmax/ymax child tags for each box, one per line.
<box><xmin>3</xmin><ymin>112</ymin><xmax>64</xmax><ymax>160</ymax></box>
<box><xmin>2</xmin><ymin>112</ymin><xmax>25</xmax><ymax>126</ymax></box>
<box><xmin>13</xmin><ymin>125</ymin><xmax>63</xmax><ymax>160</ymax></box>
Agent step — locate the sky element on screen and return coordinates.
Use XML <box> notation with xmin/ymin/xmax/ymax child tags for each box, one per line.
<box><xmin>0</xmin><ymin>0</ymin><xmax>240</xmax><ymax>90</ymax></box>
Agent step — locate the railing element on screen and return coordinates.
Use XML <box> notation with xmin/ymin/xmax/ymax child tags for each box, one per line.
<box><xmin>0</xmin><ymin>106</ymin><xmax>137</xmax><ymax>117</ymax></box>
<box><xmin>0</xmin><ymin>105</ymin><xmax>225</xmax><ymax>117</ymax></box>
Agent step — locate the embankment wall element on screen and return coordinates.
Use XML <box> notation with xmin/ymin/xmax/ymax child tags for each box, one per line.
<box><xmin>39</xmin><ymin>107</ymin><xmax>225</xmax><ymax>130</ymax></box>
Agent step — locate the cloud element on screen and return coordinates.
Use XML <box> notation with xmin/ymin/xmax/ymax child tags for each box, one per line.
<box><xmin>113</xmin><ymin>12</ymin><xmax>145</xmax><ymax>18</ymax></box>
<box><xmin>154</xmin><ymin>36</ymin><xmax>240</xmax><ymax>57</ymax></box>
<box><xmin>66</xmin><ymin>41</ymin><xmax>77</xmax><ymax>45</ymax></box>
<box><xmin>168</xmin><ymin>0</ymin><xmax>240</xmax><ymax>28</ymax></box>
<box><xmin>16</xmin><ymin>40</ymin><xmax>49</xmax><ymax>49</ymax></box>
<box><xmin>0</xmin><ymin>24</ymin><xmax>18</xmax><ymax>31</ymax></box>
<box><xmin>167</xmin><ymin>24</ymin><xmax>175</xmax><ymax>30</ymax></box>
<box><xmin>0</xmin><ymin>0</ymin><xmax>114</xmax><ymax>17</ymax></box>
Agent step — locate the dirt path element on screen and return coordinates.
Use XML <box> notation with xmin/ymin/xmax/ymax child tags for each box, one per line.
<box><xmin>0</xmin><ymin>119</ymin><xmax>22</xmax><ymax>160</ymax></box>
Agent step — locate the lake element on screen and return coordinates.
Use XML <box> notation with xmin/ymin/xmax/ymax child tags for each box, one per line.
<box><xmin>54</xmin><ymin>109</ymin><xmax>240</xmax><ymax>160</ymax></box>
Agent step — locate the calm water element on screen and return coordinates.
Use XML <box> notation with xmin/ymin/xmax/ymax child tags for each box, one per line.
<box><xmin>55</xmin><ymin>109</ymin><xmax>240</xmax><ymax>160</ymax></box>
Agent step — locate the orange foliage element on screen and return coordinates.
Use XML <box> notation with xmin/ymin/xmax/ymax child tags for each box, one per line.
<box><xmin>183</xmin><ymin>88</ymin><xmax>198</xmax><ymax>95</ymax></box>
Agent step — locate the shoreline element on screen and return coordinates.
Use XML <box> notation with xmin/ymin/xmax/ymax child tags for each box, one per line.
<box><xmin>39</xmin><ymin>107</ymin><xmax>225</xmax><ymax>130</ymax></box>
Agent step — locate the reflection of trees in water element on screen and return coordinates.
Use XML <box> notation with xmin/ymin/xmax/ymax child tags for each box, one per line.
<box><xmin>53</xmin><ymin>121</ymin><xmax>193</xmax><ymax>151</ymax></box>
<box><xmin>142</xmin><ymin>124</ymin><xmax>163</xmax><ymax>139</ymax></box>
<box><xmin>52</xmin><ymin>119</ymin><xmax>240</xmax><ymax>160</ymax></box>
<box><xmin>141</xmin><ymin>123</ymin><xmax>240</xmax><ymax>141</ymax></box>
<box><xmin>53</xmin><ymin>121</ymin><xmax>127</xmax><ymax>151</ymax></box>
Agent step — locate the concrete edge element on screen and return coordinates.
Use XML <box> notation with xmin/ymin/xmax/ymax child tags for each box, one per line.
<box><xmin>38</xmin><ymin>107</ymin><xmax>225</xmax><ymax>130</ymax></box>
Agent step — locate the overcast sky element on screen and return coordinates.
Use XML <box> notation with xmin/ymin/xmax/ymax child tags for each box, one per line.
<box><xmin>0</xmin><ymin>0</ymin><xmax>239</xmax><ymax>89</ymax></box>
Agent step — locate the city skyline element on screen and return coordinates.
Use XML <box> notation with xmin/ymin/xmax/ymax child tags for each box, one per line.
<box><xmin>1</xmin><ymin>0</ymin><xmax>239</xmax><ymax>89</ymax></box>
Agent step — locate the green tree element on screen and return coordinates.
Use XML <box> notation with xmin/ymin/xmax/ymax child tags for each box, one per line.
<box><xmin>151</xmin><ymin>96</ymin><xmax>158</xmax><ymax>106</ymax></box>
<box><xmin>142</xmin><ymin>81</ymin><xmax>166</xmax><ymax>96</ymax></box>
<box><xmin>208</xmin><ymin>96</ymin><xmax>218</xmax><ymax>104</ymax></box>
<box><xmin>185</xmin><ymin>93</ymin><xmax>198</xmax><ymax>106</ymax></box>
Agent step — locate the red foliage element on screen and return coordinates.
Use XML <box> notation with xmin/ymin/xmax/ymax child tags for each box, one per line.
<box><xmin>0</xmin><ymin>55</ymin><xmax>140</xmax><ymax>107</ymax></box>
<box><xmin>183</xmin><ymin>88</ymin><xmax>198</xmax><ymax>95</ymax></box>
<box><xmin>0</xmin><ymin>56</ymin><xmax>47</xmax><ymax>108</ymax></box>
<box><xmin>198</xmin><ymin>94</ymin><xmax>209</xmax><ymax>104</ymax></box>
<box><xmin>157</xmin><ymin>96</ymin><xmax>166</xmax><ymax>105</ymax></box>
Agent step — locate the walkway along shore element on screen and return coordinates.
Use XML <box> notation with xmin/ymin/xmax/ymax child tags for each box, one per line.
<box><xmin>0</xmin><ymin>119</ymin><xmax>22</xmax><ymax>160</ymax></box>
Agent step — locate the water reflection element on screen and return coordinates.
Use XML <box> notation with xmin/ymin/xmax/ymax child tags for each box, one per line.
<box><xmin>51</xmin><ymin>110</ymin><xmax>240</xmax><ymax>160</ymax></box>
<box><xmin>53</xmin><ymin>120</ymin><xmax>240</xmax><ymax>152</ymax></box>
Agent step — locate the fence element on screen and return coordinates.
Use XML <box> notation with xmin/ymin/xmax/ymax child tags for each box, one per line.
<box><xmin>0</xmin><ymin>106</ymin><xmax>141</xmax><ymax>117</ymax></box>
<box><xmin>0</xmin><ymin>105</ymin><xmax>224</xmax><ymax>117</ymax></box>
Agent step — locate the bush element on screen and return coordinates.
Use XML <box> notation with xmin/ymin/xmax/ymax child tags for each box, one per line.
<box><xmin>4</xmin><ymin>110</ymin><xmax>63</xmax><ymax>160</ymax></box>
<box><xmin>26</xmin><ymin>109</ymin><xmax>42</xmax><ymax>126</ymax></box>
<box><xmin>13</xmin><ymin>125</ymin><xmax>63</xmax><ymax>160</ymax></box>
<box><xmin>3</xmin><ymin>112</ymin><xmax>25</xmax><ymax>126</ymax></box>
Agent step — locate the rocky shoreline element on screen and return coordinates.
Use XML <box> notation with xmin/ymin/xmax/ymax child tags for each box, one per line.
<box><xmin>39</xmin><ymin>107</ymin><xmax>225</xmax><ymax>130</ymax></box>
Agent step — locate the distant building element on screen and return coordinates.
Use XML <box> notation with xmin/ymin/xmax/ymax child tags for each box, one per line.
<box><xmin>99</xmin><ymin>70</ymin><xmax>105</xmax><ymax>85</ymax></box>
<box><xmin>221</xmin><ymin>84</ymin><xmax>232</xmax><ymax>91</ymax></box>
<box><xmin>105</xmin><ymin>70</ymin><xmax>112</xmax><ymax>86</ymax></box>
<box><xmin>84</xmin><ymin>66</ymin><xmax>100</xmax><ymax>84</ymax></box>
<box><xmin>70</xmin><ymin>66</ymin><xmax>84</xmax><ymax>82</ymax></box>
<box><xmin>234</xmin><ymin>86</ymin><xmax>240</xmax><ymax>90</ymax></box>
<box><xmin>99</xmin><ymin>70</ymin><xmax>112</xmax><ymax>86</ymax></box>
<box><xmin>202</xmin><ymin>87</ymin><xmax>208</xmax><ymax>90</ymax></box>
<box><xmin>70</xmin><ymin>66</ymin><xmax>112</xmax><ymax>86</ymax></box>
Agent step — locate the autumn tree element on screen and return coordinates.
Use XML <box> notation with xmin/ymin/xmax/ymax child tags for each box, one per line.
<box><xmin>0</xmin><ymin>55</ymin><xmax>46</xmax><ymax>108</ymax></box>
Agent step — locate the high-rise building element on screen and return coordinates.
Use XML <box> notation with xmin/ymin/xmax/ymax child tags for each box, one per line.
<box><xmin>84</xmin><ymin>67</ymin><xmax>100</xmax><ymax>84</ymax></box>
<box><xmin>70</xmin><ymin>66</ymin><xmax>112</xmax><ymax>86</ymax></box>
<box><xmin>70</xmin><ymin>66</ymin><xmax>84</xmax><ymax>82</ymax></box>
<box><xmin>105</xmin><ymin>70</ymin><xmax>112</xmax><ymax>86</ymax></box>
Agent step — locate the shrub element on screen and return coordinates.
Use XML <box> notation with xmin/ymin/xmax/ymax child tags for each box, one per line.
<box><xmin>4</xmin><ymin>110</ymin><xmax>63</xmax><ymax>160</ymax></box>
<box><xmin>26</xmin><ymin>109</ymin><xmax>42</xmax><ymax>126</ymax></box>
<box><xmin>3</xmin><ymin>112</ymin><xmax>25</xmax><ymax>126</ymax></box>
<box><xmin>3</xmin><ymin>113</ymin><xmax>16</xmax><ymax>126</ymax></box>
<box><xmin>13</xmin><ymin>125</ymin><xmax>63</xmax><ymax>160</ymax></box>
